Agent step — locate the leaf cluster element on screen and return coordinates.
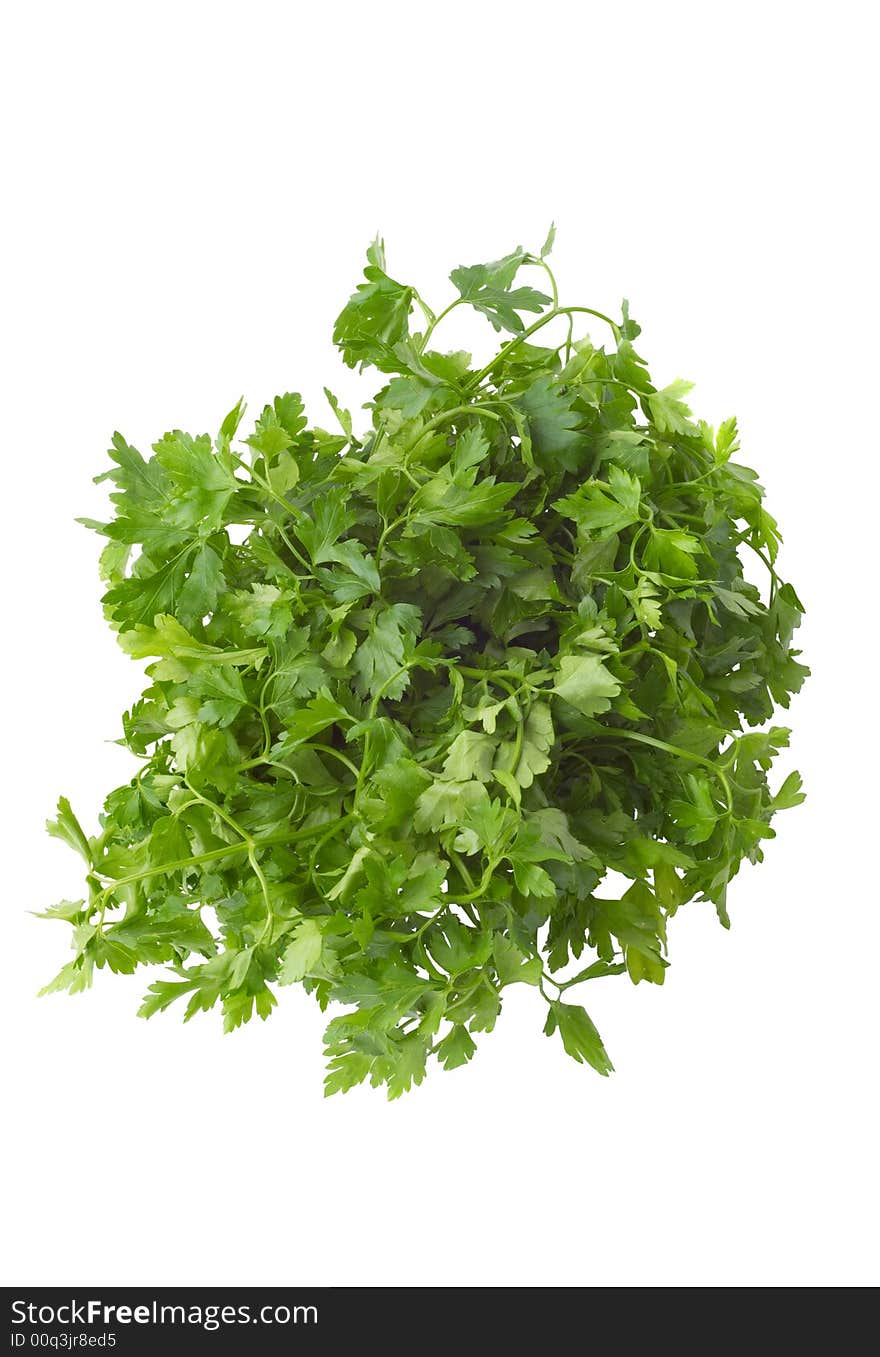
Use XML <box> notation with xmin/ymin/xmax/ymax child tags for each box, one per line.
<box><xmin>42</xmin><ymin>232</ymin><xmax>807</xmax><ymax>1095</ymax></box>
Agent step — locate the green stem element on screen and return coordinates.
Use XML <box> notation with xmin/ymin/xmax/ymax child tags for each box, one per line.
<box><xmin>251</xmin><ymin>849</ymin><xmax>275</xmax><ymax>943</ymax></box>
<box><xmin>407</xmin><ymin>402</ymin><xmax>506</xmax><ymax>459</ymax></box>
<box><xmin>628</xmin><ymin>521</ymin><xmax>651</xmax><ymax>577</ymax></box>
<box><xmin>181</xmin><ymin>782</ymin><xmax>278</xmax><ymax>939</ymax></box>
<box><xmin>240</xmin><ymin>741</ymin><xmax>358</xmax><ymax>782</ymax></box>
<box><xmin>539</xmin><ymin>980</ymin><xmax>556</xmax><ymax>1005</ymax></box>
<box><xmin>663</xmin><ymin>464</ymin><xmax>725</xmax><ymax>494</ymax></box>
<box><xmin>366</xmin><ymin>426</ymin><xmax>387</xmax><ymax>462</ymax></box>
<box><xmin>236</xmin><ymin>754</ymin><xmax>286</xmax><ymax>775</ymax></box>
<box><xmin>252</xmin><ymin>667</ymin><xmax>277</xmax><ymax>761</ymax></box>
<box><xmin>411</xmin><ymin>906</ymin><xmax>448</xmax><ymax>944</ymax></box>
<box><xmin>542</xmin><ymin>969</ymin><xmax>564</xmax><ymax>996</ymax></box>
<box><xmin>510</xmin><ymin>714</ymin><xmax>524</xmax><ymax>774</ymax></box>
<box><xmin>375</xmin><ymin>511</ymin><xmax>409</xmax><ymax>571</ymax></box>
<box><xmin>557</xmin><ymin>962</ymin><xmax>625</xmax><ymax>992</ymax></box>
<box><xmin>412</xmin><ymin>290</ymin><xmax>436</xmax><ymax>330</ymax></box>
<box><xmin>308</xmin><ymin>743</ymin><xmax>361</xmax><ymax>779</ymax></box>
<box><xmin>307</xmin><ymin>813</ymin><xmax>357</xmax><ymax>875</ymax></box>
<box><xmin>465</xmin><ymin>305</ymin><xmax>621</xmax><ymax>391</ymax></box>
<box><xmin>413</xmin><ymin>937</ymin><xmax>449</xmax><ymax>984</ymax></box>
<box><xmin>450</xmin><ymin>850</ymin><xmax>476</xmax><ymax>893</ymax></box>
<box><xmin>228</xmin><ymin>450</ymin><xmax>315</xmax><ymax>576</ymax></box>
<box><xmin>182</xmin><ymin>782</ymin><xmax>251</xmax><ymax>843</ymax></box>
<box><xmin>397</xmin><ymin>463</ymin><xmax>424</xmax><ymax>490</ymax></box>
<box><xmin>418</xmin><ymin>297</ymin><xmax>466</xmax><ymax>352</ymax></box>
<box><xmin>734</xmin><ymin>532</ymin><xmax>780</xmax><ymax>601</ymax></box>
<box><xmin>452</xmin><ymin>663</ymin><xmax>539</xmax><ymax>688</ymax></box>
<box><xmin>368</xmin><ymin>664</ymin><xmax>415</xmax><ymax>718</ymax></box>
<box><xmin>353</xmin><ymin>729</ymin><xmax>373</xmax><ymax>806</ymax></box>
<box><xmin>93</xmin><ymin>821</ymin><xmax>336</xmax><ymax>904</ymax></box>
<box><xmin>350</xmin><ymin>662</ymin><xmax>419</xmax><ymax>808</ymax></box>
<box><xmin>456</xmin><ymin>860</ymin><xmax>499</xmax><ymax>903</ymax></box>
<box><xmin>531</xmin><ymin>257</ymin><xmax>559</xmax><ymax>309</ymax></box>
<box><xmin>609</xmin><ymin>729</ymin><xmax>734</xmax><ymax>812</ymax></box>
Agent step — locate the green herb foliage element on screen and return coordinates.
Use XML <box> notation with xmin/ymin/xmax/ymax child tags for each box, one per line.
<box><xmin>42</xmin><ymin>232</ymin><xmax>807</xmax><ymax>1096</ymax></box>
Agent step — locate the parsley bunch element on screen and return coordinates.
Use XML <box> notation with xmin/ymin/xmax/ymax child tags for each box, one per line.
<box><xmin>43</xmin><ymin>230</ymin><xmax>807</xmax><ymax>1095</ymax></box>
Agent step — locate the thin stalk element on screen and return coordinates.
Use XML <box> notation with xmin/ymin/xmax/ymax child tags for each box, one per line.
<box><xmin>531</xmin><ymin>257</ymin><xmax>559</xmax><ymax>309</ymax></box>
<box><xmin>228</xmin><ymin>450</ymin><xmax>315</xmax><ymax>576</ymax></box>
<box><xmin>465</xmin><ymin>305</ymin><xmax>622</xmax><ymax>391</ymax></box>
<box><xmin>93</xmin><ymin>820</ymin><xmax>338</xmax><ymax>904</ymax></box>
<box><xmin>608</xmin><ymin>729</ymin><xmax>734</xmax><ymax>813</ymax></box>
<box><xmin>418</xmin><ymin>297</ymin><xmax>466</xmax><ymax>352</ymax></box>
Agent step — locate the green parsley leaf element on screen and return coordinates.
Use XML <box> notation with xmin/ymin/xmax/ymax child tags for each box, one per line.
<box><xmin>544</xmin><ymin>1001</ymin><xmax>614</xmax><ymax>1076</ymax></box>
<box><xmin>553</xmin><ymin>655</ymin><xmax>621</xmax><ymax>717</ymax></box>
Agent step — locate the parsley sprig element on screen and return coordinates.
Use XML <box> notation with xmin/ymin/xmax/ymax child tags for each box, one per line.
<box><xmin>42</xmin><ymin>231</ymin><xmax>807</xmax><ymax>1095</ymax></box>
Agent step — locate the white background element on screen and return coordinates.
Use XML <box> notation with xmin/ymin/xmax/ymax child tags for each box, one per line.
<box><xmin>2</xmin><ymin>1</ymin><xmax>877</xmax><ymax>1288</ymax></box>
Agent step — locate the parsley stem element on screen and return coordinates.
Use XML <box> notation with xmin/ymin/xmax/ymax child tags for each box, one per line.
<box><xmin>733</xmin><ymin>533</ymin><xmax>780</xmax><ymax>600</ymax></box>
<box><xmin>411</xmin><ymin>907</ymin><xmax>448</xmax><ymax>944</ymax></box>
<box><xmin>563</xmin><ymin>313</ymin><xmax>575</xmax><ymax>365</ymax></box>
<box><xmin>351</xmin><ymin>661</ymin><xmax>420</xmax><ymax>808</ymax></box>
<box><xmin>375</xmin><ymin>512</ymin><xmax>409</xmax><ymax>571</ymax></box>
<box><xmin>510</xmin><ymin>713</ymin><xmax>524</xmax><ymax>772</ymax></box>
<box><xmin>449</xmin><ymin>663</ymin><xmax>542</xmax><ymax>699</ymax></box>
<box><xmin>306</xmin><ymin>813</ymin><xmax>357</xmax><ymax>876</ymax></box>
<box><xmin>407</xmin><ymin>402</ymin><xmax>506</xmax><ymax>460</ymax></box>
<box><xmin>92</xmin><ymin>822</ymin><xmax>331</xmax><ymax>903</ymax></box>
<box><xmin>182</xmin><ymin>782</ymin><xmax>252</xmax><ymax>844</ymax></box>
<box><xmin>227</xmin><ymin>450</ymin><xmax>315</xmax><ymax>577</ymax></box>
<box><xmin>531</xmin><ymin>257</ymin><xmax>559</xmax><ymax>309</ymax></box>
<box><xmin>465</xmin><ymin>305</ymin><xmax>622</xmax><ymax>390</ymax></box>
<box><xmin>412</xmin><ymin>290</ymin><xmax>437</xmax><ymax>329</ymax></box>
<box><xmin>608</xmin><ymin>729</ymin><xmax>734</xmax><ymax>812</ymax></box>
<box><xmin>663</xmin><ymin>465</ymin><xmax>725</xmax><ymax>493</ymax></box>
<box><xmin>180</xmin><ymin>781</ymin><xmax>278</xmax><ymax>940</ymax></box>
<box><xmin>306</xmin><ymin>743</ymin><xmax>361</xmax><ymax>779</ymax></box>
<box><xmin>456</xmin><ymin>860</ymin><xmax>499</xmax><ymax>903</ymax></box>
<box><xmin>418</xmin><ymin>297</ymin><xmax>466</xmax><ymax>351</ymax></box>
<box><xmin>450</xmin><ymin>850</ymin><xmax>476</xmax><ymax>893</ymax></box>
<box><xmin>628</xmin><ymin>520</ymin><xmax>651</xmax><ymax>576</ymax></box>
<box><xmin>412</xmin><ymin>936</ymin><xmax>448</xmax><ymax>984</ymax></box>
<box><xmin>367</xmin><ymin>663</ymin><xmax>415</xmax><ymax>717</ymax></box>
<box><xmin>249</xmin><ymin>848</ymin><xmax>275</xmax><ymax>943</ymax></box>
